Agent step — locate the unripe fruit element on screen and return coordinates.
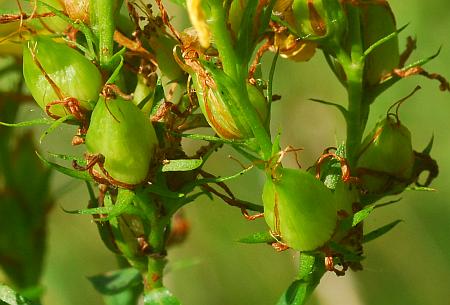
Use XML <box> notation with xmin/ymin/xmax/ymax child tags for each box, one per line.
<box><xmin>86</xmin><ymin>97</ymin><xmax>158</xmax><ymax>185</ymax></box>
<box><xmin>262</xmin><ymin>168</ymin><xmax>337</xmax><ymax>251</ymax></box>
<box><xmin>361</xmin><ymin>0</ymin><xmax>400</xmax><ymax>86</ymax></box>
<box><xmin>356</xmin><ymin>116</ymin><xmax>414</xmax><ymax>194</ymax></box>
<box><xmin>23</xmin><ymin>37</ymin><xmax>102</xmax><ymax>117</ymax></box>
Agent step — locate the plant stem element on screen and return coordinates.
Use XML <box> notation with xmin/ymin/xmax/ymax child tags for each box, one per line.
<box><xmin>342</xmin><ymin>3</ymin><xmax>366</xmax><ymax>166</ymax></box>
<box><xmin>90</xmin><ymin>0</ymin><xmax>116</xmax><ymax>68</ymax></box>
<box><xmin>208</xmin><ymin>1</ymin><xmax>273</xmax><ymax>160</ymax></box>
<box><xmin>291</xmin><ymin>253</ymin><xmax>326</xmax><ymax>305</ymax></box>
<box><xmin>143</xmin><ymin>202</ymin><xmax>168</xmax><ymax>293</ymax></box>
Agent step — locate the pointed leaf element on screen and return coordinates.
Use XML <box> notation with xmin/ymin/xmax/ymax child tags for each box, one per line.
<box><xmin>39</xmin><ymin>114</ymin><xmax>75</xmax><ymax>143</ymax></box>
<box><xmin>143</xmin><ymin>287</ymin><xmax>181</xmax><ymax>305</ymax></box>
<box><xmin>161</xmin><ymin>159</ymin><xmax>203</xmax><ymax>172</ymax></box>
<box><xmin>0</xmin><ymin>118</ymin><xmax>52</xmax><ymax>127</ymax></box>
<box><xmin>352</xmin><ymin>205</ymin><xmax>375</xmax><ymax>226</ymax></box>
<box><xmin>363</xmin><ymin>220</ymin><xmax>402</xmax><ymax>243</ymax></box>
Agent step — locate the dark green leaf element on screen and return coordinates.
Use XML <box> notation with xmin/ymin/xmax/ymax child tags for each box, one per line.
<box><xmin>88</xmin><ymin>268</ymin><xmax>142</xmax><ymax>295</ymax></box>
<box><xmin>238</xmin><ymin>231</ymin><xmax>276</xmax><ymax>244</ymax></box>
<box><xmin>363</xmin><ymin>220</ymin><xmax>402</xmax><ymax>243</ymax></box>
<box><xmin>143</xmin><ymin>287</ymin><xmax>181</xmax><ymax>305</ymax></box>
<box><xmin>352</xmin><ymin>205</ymin><xmax>375</xmax><ymax>226</ymax></box>
<box><xmin>161</xmin><ymin>159</ymin><xmax>203</xmax><ymax>172</ymax></box>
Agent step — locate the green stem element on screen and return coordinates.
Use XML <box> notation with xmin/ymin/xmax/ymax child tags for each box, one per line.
<box><xmin>208</xmin><ymin>1</ymin><xmax>273</xmax><ymax>159</ymax></box>
<box><xmin>90</xmin><ymin>0</ymin><xmax>116</xmax><ymax>68</ymax></box>
<box><xmin>209</xmin><ymin>1</ymin><xmax>238</xmax><ymax>78</ymax></box>
<box><xmin>341</xmin><ymin>3</ymin><xmax>366</xmax><ymax>166</ymax></box>
<box><xmin>285</xmin><ymin>253</ymin><xmax>326</xmax><ymax>305</ymax></box>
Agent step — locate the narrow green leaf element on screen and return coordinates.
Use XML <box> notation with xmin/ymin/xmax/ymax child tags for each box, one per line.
<box><xmin>309</xmin><ymin>98</ymin><xmax>348</xmax><ymax>119</ymax></box>
<box><xmin>406</xmin><ymin>186</ymin><xmax>436</xmax><ymax>192</ymax></box>
<box><xmin>47</xmin><ymin>152</ymin><xmax>87</xmax><ymax>166</ymax></box>
<box><xmin>422</xmin><ymin>135</ymin><xmax>434</xmax><ymax>154</ymax></box>
<box><xmin>161</xmin><ymin>159</ymin><xmax>203</xmax><ymax>172</ymax></box>
<box><xmin>0</xmin><ymin>284</ymin><xmax>34</xmax><ymax>305</ymax></box>
<box><xmin>172</xmin><ymin>132</ymin><xmax>243</xmax><ymax>144</ymax></box>
<box><xmin>363</xmin><ymin>220</ymin><xmax>403</xmax><ymax>243</ymax></box>
<box><xmin>39</xmin><ymin>114</ymin><xmax>75</xmax><ymax>143</ymax></box>
<box><xmin>88</xmin><ymin>268</ymin><xmax>142</xmax><ymax>295</ymax></box>
<box><xmin>36</xmin><ymin>151</ymin><xmax>93</xmax><ymax>181</ymax></box>
<box><xmin>0</xmin><ymin>118</ymin><xmax>52</xmax><ymax>127</ymax></box>
<box><xmin>191</xmin><ymin>165</ymin><xmax>254</xmax><ymax>187</ymax></box>
<box><xmin>143</xmin><ymin>287</ymin><xmax>181</xmax><ymax>305</ymax></box>
<box><xmin>65</xmin><ymin>189</ymin><xmax>140</xmax><ymax>220</ymax></box>
<box><xmin>352</xmin><ymin>205</ymin><xmax>375</xmax><ymax>226</ymax></box>
<box><xmin>238</xmin><ymin>231</ymin><xmax>276</xmax><ymax>244</ymax></box>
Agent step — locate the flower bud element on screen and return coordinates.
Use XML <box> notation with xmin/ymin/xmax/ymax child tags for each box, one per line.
<box><xmin>272</xmin><ymin>31</ymin><xmax>317</xmax><ymax>62</ymax></box>
<box><xmin>194</xmin><ymin>71</ymin><xmax>268</xmax><ymax>140</ymax></box>
<box><xmin>356</xmin><ymin>116</ymin><xmax>414</xmax><ymax>194</ymax></box>
<box><xmin>23</xmin><ymin>37</ymin><xmax>102</xmax><ymax>117</ymax></box>
<box><xmin>292</xmin><ymin>0</ymin><xmax>346</xmax><ymax>41</ymax></box>
<box><xmin>263</xmin><ymin>168</ymin><xmax>337</xmax><ymax>251</ymax></box>
<box><xmin>64</xmin><ymin>0</ymin><xmax>90</xmax><ymax>23</ymax></box>
<box><xmin>361</xmin><ymin>0</ymin><xmax>400</xmax><ymax>86</ymax></box>
<box><xmin>86</xmin><ymin>97</ymin><xmax>158</xmax><ymax>185</ymax></box>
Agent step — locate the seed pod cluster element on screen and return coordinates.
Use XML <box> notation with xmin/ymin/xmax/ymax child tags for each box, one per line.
<box><xmin>23</xmin><ymin>36</ymin><xmax>102</xmax><ymax>118</ymax></box>
<box><xmin>262</xmin><ymin>168</ymin><xmax>337</xmax><ymax>251</ymax></box>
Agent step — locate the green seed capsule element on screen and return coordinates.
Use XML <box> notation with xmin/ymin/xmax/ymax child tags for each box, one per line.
<box><xmin>85</xmin><ymin>97</ymin><xmax>158</xmax><ymax>185</ymax></box>
<box><xmin>361</xmin><ymin>0</ymin><xmax>400</xmax><ymax>86</ymax></box>
<box><xmin>262</xmin><ymin>168</ymin><xmax>337</xmax><ymax>251</ymax></box>
<box><xmin>23</xmin><ymin>36</ymin><xmax>102</xmax><ymax>117</ymax></box>
<box><xmin>356</xmin><ymin>116</ymin><xmax>414</xmax><ymax>194</ymax></box>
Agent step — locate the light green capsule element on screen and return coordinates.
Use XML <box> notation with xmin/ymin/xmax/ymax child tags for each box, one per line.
<box><xmin>86</xmin><ymin>97</ymin><xmax>158</xmax><ymax>186</ymax></box>
<box><xmin>357</xmin><ymin>116</ymin><xmax>414</xmax><ymax>194</ymax></box>
<box><xmin>262</xmin><ymin>168</ymin><xmax>337</xmax><ymax>251</ymax></box>
<box><xmin>361</xmin><ymin>0</ymin><xmax>400</xmax><ymax>86</ymax></box>
<box><xmin>23</xmin><ymin>36</ymin><xmax>102</xmax><ymax>117</ymax></box>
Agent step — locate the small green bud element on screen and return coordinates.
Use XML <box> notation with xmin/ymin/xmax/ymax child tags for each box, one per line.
<box><xmin>86</xmin><ymin>97</ymin><xmax>158</xmax><ymax>185</ymax></box>
<box><xmin>263</xmin><ymin>168</ymin><xmax>337</xmax><ymax>251</ymax></box>
<box><xmin>23</xmin><ymin>36</ymin><xmax>102</xmax><ymax>117</ymax></box>
<box><xmin>356</xmin><ymin>116</ymin><xmax>414</xmax><ymax>194</ymax></box>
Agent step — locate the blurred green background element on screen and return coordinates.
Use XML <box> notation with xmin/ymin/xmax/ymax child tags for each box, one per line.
<box><xmin>0</xmin><ymin>1</ymin><xmax>449</xmax><ymax>304</ymax></box>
